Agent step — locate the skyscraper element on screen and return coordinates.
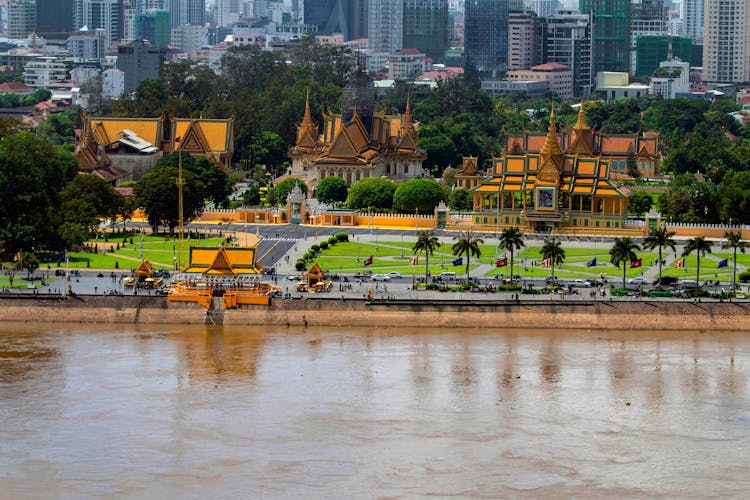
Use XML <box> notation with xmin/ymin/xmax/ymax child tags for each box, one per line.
<box><xmin>135</xmin><ymin>9</ymin><xmax>171</xmax><ymax>47</ymax></box>
<box><xmin>304</xmin><ymin>0</ymin><xmax>350</xmax><ymax>38</ymax></box>
<box><xmin>464</xmin><ymin>0</ymin><xmax>509</xmax><ymax>77</ymax></box>
<box><xmin>544</xmin><ymin>10</ymin><xmax>593</xmax><ymax>97</ymax></box>
<box><xmin>36</xmin><ymin>0</ymin><xmax>76</xmax><ymax>38</ymax></box>
<box><xmin>116</xmin><ymin>39</ymin><xmax>166</xmax><ymax>93</ymax></box>
<box><xmin>402</xmin><ymin>0</ymin><xmax>448</xmax><ymax>61</ymax></box>
<box><xmin>703</xmin><ymin>0</ymin><xmax>750</xmax><ymax>82</ymax></box>
<box><xmin>7</xmin><ymin>0</ymin><xmax>36</xmax><ymax>39</ymax></box>
<box><xmin>368</xmin><ymin>0</ymin><xmax>403</xmax><ymax>54</ymax></box>
<box><xmin>580</xmin><ymin>0</ymin><xmax>630</xmax><ymax>73</ymax></box>
<box><xmin>168</xmin><ymin>0</ymin><xmax>205</xmax><ymax>29</ymax></box>
<box><xmin>683</xmin><ymin>0</ymin><xmax>703</xmax><ymax>44</ymax></box>
<box><xmin>74</xmin><ymin>0</ymin><xmax>125</xmax><ymax>47</ymax></box>
<box><xmin>508</xmin><ymin>9</ymin><xmax>543</xmax><ymax>71</ymax></box>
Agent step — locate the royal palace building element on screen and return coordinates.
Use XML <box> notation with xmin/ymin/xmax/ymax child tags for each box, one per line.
<box><xmin>471</xmin><ymin>106</ymin><xmax>660</xmax><ymax>233</ymax></box>
<box><xmin>76</xmin><ymin>114</ymin><xmax>234</xmax><ymax>184</ymax></box>
<box><xmin>288</xmin><ymin>91</ymin><xmax>428</xmax><ymax>187</ymax></box>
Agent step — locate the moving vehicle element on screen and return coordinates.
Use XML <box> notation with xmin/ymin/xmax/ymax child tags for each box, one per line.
<box><xmin>387</xmin><ymin>271</ymin><xmax>402</xmax><ymax>279</ymax></box>
<box><xmin>371</xmin><ymin>274</ymin><xmax>391</xmax><ymax>281</ymax></box>
<box><xmin>627</xmin><ymin>277</ymin><xmax>646</xmax><ymax>285</ymax></box>
<box><xmin>653</xmin><ymin>276</ymin><xmax>679</xmax><ymax>286</ymax></box>
<box><xmin>439</xmin><ymin>271</ymin><xmax>457</xmax><ymax>280</ymax></box>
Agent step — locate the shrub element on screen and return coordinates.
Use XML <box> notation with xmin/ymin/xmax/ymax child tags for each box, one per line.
<box><xmin>320</xmin><ymin>241</ymin><xmax>329</xmax><ymax>250</ymax></box>
<box><xmin>739</xmin><ymin>270</ymin><xmax>750</xmax><ymax>282</ymax></box>
<box><xmin>295</xmin><ymin>260</ymin><xmax>306</xmax><ymax>271</ymax></box>
<box><xmin>328</xmin><ymin>236</ymin><xmax>338</xmax><ymax>245</ymax></box>
<box><xmin>311</xmin><ymin>244</ymin><xmax>320</xmax><ymax>252</ymax></box>
<box><xmin>335</xmin><ymin>232</ymin><xmax>348</xmax><ymax>242</ymax></box>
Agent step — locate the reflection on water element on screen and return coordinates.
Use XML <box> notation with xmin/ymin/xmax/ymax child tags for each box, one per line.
<box><xmin>1</xmin><ymin>324</ymin><xmax>749</xmax><ymax>497</ymax></box>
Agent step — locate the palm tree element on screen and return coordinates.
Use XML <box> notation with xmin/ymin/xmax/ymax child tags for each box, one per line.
<box><xmin>412</xmin><ymin>230</ymin><xmax>441</xmax><ymax>281</ymax></box>
<box><xmin>452</xmin><ymin>231</ymin><xmax>484</xmax><ymax>278</ymax></box>
<box><xmin>498</xmin><ymin>226</ymin><xmax>525</xmax><ymax>280</ymax></box>
<box><xmin>683</xmin><ymin>236</ymin><xmax>713</xmax><ymax>287</ymax></box>
<box><xmin>540</xmin><ymin>237</ymin><xmax>565</xmax><ymax>281</ymax></box>
<box><xmin>609</xmin><ymin>237</ymin><xmax>641</xmax><ymax>289</ymax></box>
<box><xmin>642</xmin><ymin>226</ymin><xmax>676</xmax><ymax>287</ymax></box>
<box><xmin>722</xmin><ymin>230</ymin><xmax>747</xmax><ymax>291</ymax></box>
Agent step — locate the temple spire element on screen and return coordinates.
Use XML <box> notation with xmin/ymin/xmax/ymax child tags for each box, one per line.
<box><xmin>573</xmin><ymin>102</ymin><xmax>590</xmax><ymax>130</ymax></box>
<box><xmin>302</xmin><ymin>88</ymin><xmax>313</xmax><ymax>125</ymax></box>
<box><xmin>403</xmin><ymin>94</ymin><xmax>412</xmax><ymax>125</ymax></box>
<box><xmin>541</xmin><ymin>104</ymin><xmax>564</xmax><ymax>157</ymax></box>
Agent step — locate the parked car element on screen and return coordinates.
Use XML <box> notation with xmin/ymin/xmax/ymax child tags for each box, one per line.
<box><xmin>387</xmin><ymin>271</ymin><xmax>402</xmax><ymax>279</ymax></box>
<box><xmin>627</xmin><ymin>277</ymin><xmax>646</xmax><ymax>285</ymax></box>
<box><xmin>439</xmin><ymin>271</ymin><xmax>457</xmax><ymax>280</ymax></box>
<box><xmin>574</xmin><ymin>279</ymin><xmax>592</xmax><ymax>287</ymax></box>
<box><xmin>371</xmin><ymin>274</ymin><xmax>391</xmax><ymax>281</ymax></box>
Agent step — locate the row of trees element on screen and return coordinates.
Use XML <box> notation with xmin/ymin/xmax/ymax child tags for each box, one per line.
<box><xmin>657</xmin><ymin>171</ymin><xmax>750</xmax><ymax>224</ymax></box>
<box><xmin>409</xmin><ymin>226</ymin><xmax>748</xmax><ymax>292</ymax></box>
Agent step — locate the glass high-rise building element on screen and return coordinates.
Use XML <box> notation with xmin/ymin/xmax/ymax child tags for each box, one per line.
<box><xmin>304</xmin><ymin>0</ymin><xmax>369</xmax><ymax>40</ymax></box>
<box><xmin>580</xmin><ymin>0</ymin><xmax>630</xmax><ymax>74</ymax></box>
<box><xmin>403</xmin><ymin>0</ymin><xmax>448</xmax><ymax>62</ymax></box>
<box><xmin>544</xmin><ymin>10</ymin><xmax>593</xmax><ymax>97</ymax></box>
<box><xmin>464</xmin><ymin>0</ymin><xmax>509</xmax><ymax>77</ymax></box>
<box><xmin>368</xmin><ymin>0</ymin><xmax>403</xmax><ymax>54</ymax></box>
<box><xmin>36</xmin><ymin>0</ymin><xmax>75</xmax><ymax>38</ymax></box>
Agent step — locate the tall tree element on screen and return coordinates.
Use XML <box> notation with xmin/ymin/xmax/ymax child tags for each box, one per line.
<box><xmin>642</xmin><ymin>227</ymin><xmax>677</xmax><ymax>287</ymax></box>
<box><xmin>412</xmin><ymin>230</ymin><xmax>441</xmax><ymax>282</ymax></box>
<box><xmin>722</xmin><ymin>230</ymin><xmax>747</xmax><ymax>291</ymax></box>
<box><xmin>0</xmin><ymin>132</ymin><xmax>77</xmax><ymax>252</ymax></box>
<box><xmin>540</xmin><ymin>237</ymin><xmax>565</xmax><ymax>281</ymax></box>
<box><xmin>683</xmin><ymin>236</ymin><xmax>713</xmax><ymax>287</ymax></box>
<box><xmin>498</xmin><ymin>226</ymin><xmax>525</xmax><ymax>280</ymax></box>
<box><xmin>392</xmin><ymin>178</ymin><xmax>446</xmax><ymax>213</ymax></box>
<box><xmin>452</xmin><ymin>231</ymin><xmax>484</xmax><ymax>278</ymax></box>
<box><xmin>134</xmin><ymin>166</ymin><xmax>205</xmax><ymax>233</ymax></box>
<box><xmin>610</xmin><ymin>237</ymin><xmax>641</xmax><ymax>289</ymax></box>
<box><xmin>315</xmin><ymin>176</ymin><xmax>348</xmax><ymax>204</ymax></box>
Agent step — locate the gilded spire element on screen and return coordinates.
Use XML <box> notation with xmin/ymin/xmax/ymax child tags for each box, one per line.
<box><xmin>302</xmin><ymin>88</ymin><xmax>313</xmax><ymax>125</ymax></box>
<box><xmin>541</xmin><ymin>104</ymin><xmax>563</xmax><ymax>157</ymax></box>
<box><xmin>573</xmin><ymin>102</ymin><xmax>590</xmax><ymax>130</ymax></box>
<box><xmin>403</xmin><ymin>94</ymin><xmax>412</xmax><ymax>124</ymax></box>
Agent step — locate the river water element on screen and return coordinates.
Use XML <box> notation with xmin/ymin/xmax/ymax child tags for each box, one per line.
<box><xmin>1</xmin><ymin>324</ymin><xmax>748</xmax><ymax>498</ymax></box>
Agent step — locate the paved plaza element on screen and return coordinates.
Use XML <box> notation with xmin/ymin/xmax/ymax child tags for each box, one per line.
<box><xmin>5</xmin><ymin>222</ymin><xmax>746</xmax><ymax>304</ymax></box>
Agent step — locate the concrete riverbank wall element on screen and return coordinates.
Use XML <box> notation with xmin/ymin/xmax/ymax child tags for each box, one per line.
<box><xmin>1</xmin><ymin>295</ymin><xmax>749</xmax><ymax>331</ymax></box>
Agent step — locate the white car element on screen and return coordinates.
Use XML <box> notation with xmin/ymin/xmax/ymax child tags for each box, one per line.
<box><xmin>387</xmin><ymin>271</ymin><xmax>402</xmax><ymax>279</ymax></box>
<box><xmin>628</xmin><ymin>277</ymin><xmax>646</xmax><ymax>285</ymax></box>
<box><xmin>371</xmin><ymin>274</ymin><xmax>391</xmax><ymax>281</ymax></box>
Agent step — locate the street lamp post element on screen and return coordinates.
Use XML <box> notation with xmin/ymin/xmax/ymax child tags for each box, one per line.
<box><xmin>356</xmin><ymin>236</ymin><xmax>360</xmax><ymax>262</ymax></box>
<box><xmin>415</xmin><ymin>209</ymin><xmax>418</xmax><ymax>230</ymax></box>
<box><xmin>375</xmin><ymin>227</ymin><xmax>378</xmax><ymax>251</ymax></box>
<box><xmin>400</xmin><ymin>232</ymin><xmax>404</xmax><ymax>258</ymax></box>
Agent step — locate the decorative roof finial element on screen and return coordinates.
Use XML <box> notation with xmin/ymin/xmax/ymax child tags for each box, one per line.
<box><xmin>541</xmin><ymin>103</ymin><xmax>563</xmax><ymax>157</ymax></box>
<box><xmin>403</xmin><ymin>93</ymin><xmax>412</xmax><ymax>124</ymax></box>
<box><xmin>573</xmin><ymin>101</ymin><xmax>590</xmax><ymax>130</ymax></box>
<box><xmin>302</xmin><ymin>88</ymin><xmax>312</xmax><ymax>124</ymax></box>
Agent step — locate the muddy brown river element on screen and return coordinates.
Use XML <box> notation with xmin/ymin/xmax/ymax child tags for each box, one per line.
<box><xmin>1</xmin><ymin>323</ymin><xmax>749</xmax><ymax>498</ymax></box>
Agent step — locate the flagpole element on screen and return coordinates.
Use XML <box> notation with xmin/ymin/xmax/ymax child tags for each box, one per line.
<box><xmin>177</xmin><ymin>143</ymin><xmax>184</xmax><ymax>271</ymax></box>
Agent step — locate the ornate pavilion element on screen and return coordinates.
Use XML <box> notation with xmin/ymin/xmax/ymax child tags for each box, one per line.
<box><xmin>471</xmin><ymin>106</ymin><xmax>657</xmax><ymax>233</ymax></box>
<box><xmin>76</xmin><ymin>114</ymin><xmax>234</xmax><ymax>184</ymax></box>
<box><xmin>288</xmin><ymin>92</ymin><xmax>427</xmax><ymax>187</ymax></box>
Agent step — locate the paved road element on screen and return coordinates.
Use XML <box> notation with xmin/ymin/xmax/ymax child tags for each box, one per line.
<box><xmin>8</xmin><ymin>222</ymin><xmax>743</xmax><ymax>302</ymax></box>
